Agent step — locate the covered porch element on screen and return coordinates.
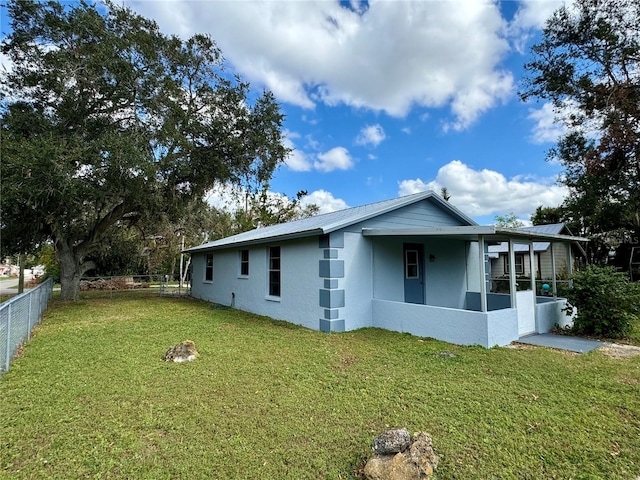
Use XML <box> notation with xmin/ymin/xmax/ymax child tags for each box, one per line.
<box><xmin>364</xmin><ymin>226</ymin><xmax>586</xmax><ymax>348</ymax></box>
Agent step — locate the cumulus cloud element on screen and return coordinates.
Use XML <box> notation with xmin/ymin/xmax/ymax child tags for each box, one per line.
<box><xmin>508</xmin><ymin>1</ymin><xmax>568</xmax><ymax>53</ymax></box>
<box><xmin>314</xmin><ymin>147</ymin><xmax>354</xmax><ymax>172</ymax></box>
<box><xmin>127</xmin><ymin>0</ymin><xmax>514</xmax><ymax>129</ymax></box>
<box><xmin>528</xmin><ymin>102</ymin><xmax>566</xmax><ymax>144</ymax></box>
<box><xmin>355</xmin><ymin>124</ymin><xmax>386</xmax><ymax>147</ymax></box>
<box><xmin>511</xmin><ymin>0</ymin><xmax>564</xmax><ymax>31</ymax></box>
<box><xmin>301</xmin><ymin>189</ymin><xmax>349</xmax><ymax>214</ymax></box>
<box><xmin>398</xmin><ymin>160</ymin><xmax>568</xmax><ymax>218</ymax></box>
<box><xmin>282</xmin><ymin>130</ymin><xmax>313</xmax><ymax>171</ymax></box>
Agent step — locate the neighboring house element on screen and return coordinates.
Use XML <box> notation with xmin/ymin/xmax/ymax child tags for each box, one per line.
<box><xmin>186</xmin><ymin>192</ymin><xmax>586</xmax><ymax>348</ymax></box>
<box><xmin>488</xmin><ymin>224</ymin><xmax>586</xmax><ymax>280</ymax></box>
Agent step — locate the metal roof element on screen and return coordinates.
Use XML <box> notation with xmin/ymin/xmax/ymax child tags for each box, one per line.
<box><xmin>487</xmin><ymin>223</ymin><xmax>572</xmax><ymax>253</ymax></box>
<box><xmin>362</xmin><ymin>225</ymin><xmax>588</xmax><ymax>243</ymax></box>
<box><xmin>185</xmin><ymin>190</ymin><xmax>477</xmax><ymax>252</ymax></box>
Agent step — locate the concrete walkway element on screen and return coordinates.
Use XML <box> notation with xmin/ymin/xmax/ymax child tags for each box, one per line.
<box><xmin>517</xmin><ymin>333</ymin><xmax>606</xmax><ymax>353</ymax></box>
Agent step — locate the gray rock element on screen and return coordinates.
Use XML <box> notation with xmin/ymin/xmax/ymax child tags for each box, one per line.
<box><xmin>364</xmin><ymin>431</ymin><xmax>439</xmax><ymax>480</ymax></box>
<box><xmin>163</xmin><ymin>340</ymin><xmax>198</xmax><ymax>362</ymax></box>
<box><xmin>372</xmin><ymin>428</ymin><xmax>411</xmax><ymax>455</ymax></box>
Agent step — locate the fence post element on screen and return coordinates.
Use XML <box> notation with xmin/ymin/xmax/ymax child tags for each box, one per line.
<box><xmin>5</xmin><ymin>303</ymin><xmax>12</xmax><ymax>372</ymax></box>
<box><xmin>27</xmin><ymin>291</ymin><xmax>33</xmax><ymax>340</ymax></box>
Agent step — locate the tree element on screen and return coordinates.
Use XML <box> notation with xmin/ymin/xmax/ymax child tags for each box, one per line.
<box><xmin>0</xmin><ymin>0</ymin><xmax>289</xmax><ymax>300</ymax></box>
<box><xmin>521</xmin><ymin>0</ymin><xmax>640</xmax><ymax>263</ymax></box>
<box><xmin>494</xmin><ymin>212</ymin><xmax>524</xmax><ymax>229</ymax></box>
<box><xmin>205</xmin><ymin>189</ymin><xmax>319</xmax><ymax>240</ymax></box>
<box><xmin>530</xmin><ymin>206</ymin><xmax>563</xmax><ymax>226</ymax></box>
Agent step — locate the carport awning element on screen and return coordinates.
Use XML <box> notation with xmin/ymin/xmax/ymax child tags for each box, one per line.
<box><xmin>361</xmin><ymin>226</ymin><xmax>589</xmax><ymax>243</ymax></box>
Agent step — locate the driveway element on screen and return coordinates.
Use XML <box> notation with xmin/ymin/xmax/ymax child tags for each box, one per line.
<box><xmin>517</xmin><ymin>333</ymin><xmax>606</xmax><ymax>353</ymax></box>
<box><xmin>0</xmin><ymin>273</ymin><xmax>35</xmax><ymax>296</ymax></box>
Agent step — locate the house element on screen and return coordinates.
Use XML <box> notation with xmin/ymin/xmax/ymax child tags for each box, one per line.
<box><xmin>186</xmin><ymin>191</ymin><xmax>587</xmax><ymax>348</ymax></box>
<box><xmin>488</xmin><ymin>223</ymin><xmax>585</xmax><ymax>283</ymax></box>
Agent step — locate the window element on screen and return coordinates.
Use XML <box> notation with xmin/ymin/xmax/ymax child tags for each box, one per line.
<box><xmin>405</xmin><ymin>249</ymin><xmax>419</xmax><ymax>278</ymax></box>
<box><xmin>268</xmin><ymin>246</ymin><xmax>280</xmax><ymax>297</ymax></box>
<box><xmin>504</xmin><ymin>253</ymin><xmax>524</xmax><ymax>275</ymax></box>
<box><xmin>205</xmin><ymin>253</ymin><xmax>214</xmax><ymax>282</ymax></box>
<box><xmin>239</xmin><ymin>249</ymin><xmax>249</xmax><ymax>276</ymax></box>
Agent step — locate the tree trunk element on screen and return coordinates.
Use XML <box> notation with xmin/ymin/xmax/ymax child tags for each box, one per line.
<box><xmin>58</xmin><ymin>247</ymin><xmax>82</xmax><ymax>301</ymax></box>
<box><xmin>18</xmin><ymin>254</ymin><xmax>25</xmax><ymax>294</ymax></box>
<box><xmin>56</xmin><ymin>240</ymin><xmax>95</xmax><ymax>301</ymax></box>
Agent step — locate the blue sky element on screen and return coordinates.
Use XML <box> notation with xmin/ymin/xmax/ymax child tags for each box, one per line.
<box><xmin>2</xmin><ymin>0</ymin><xmax>572</xmax><ymax>225</ymax></box>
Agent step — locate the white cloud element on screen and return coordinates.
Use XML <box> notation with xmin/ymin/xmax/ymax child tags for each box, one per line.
<box><xmin>398</xmin><ymin>160</ymin><xmax>568</xmax><ymax>219</ymax></box>
<box><xmin>284</xmin><ymin>132</ymin><xmax>354</xmax><ymax>173</ymax></box>
<box><xmin>301</xmin><ymin>189</ymin><xmax>349</xmax><ymax>214</ymax></box>
<box><xmin>205</xmin><ymin>182</ymin><xmax>246</xmax><ymax>210</ymax></box>
<box><xmin>528</xmin><ymin>102</ymin><xmax>566</xmax><ymax>144</ymax></box>
<box><xmin>511</xmin><ymin>0</ymin><xmax>565</xmax><ymax>31</ymax></box>
<box><xmin>355</xmin><ymin>124</ymin><xmax>386</xmax><ymax>147</ymax></box>
<box><xmin>127</xmin><ymin>0</ymin><xmax>515</xmax><ymax>129</ymax></box>
<box><xmin>314</xmin><ymin>147</ymin><xmax>354</xmax><ymax>172</ymax></box>
<box><xmin>508</xmin><ymin>1</ymin><xmax>568</xmax><ymax>53</ymax></box>
<box><xmin>282</xmin><ymin>130</ymin><xmax>313</xmax><ymax>172</ymax></box>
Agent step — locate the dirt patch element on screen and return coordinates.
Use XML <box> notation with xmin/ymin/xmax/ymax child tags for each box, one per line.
<box><xmin>333</xmin><ymin>352</ymin><xmax>357</xmax><ymax>372</ymax></box>
<box><xmin>599</xmin><ymin>343</ymin><xmax>640</xmax><ymax>359</ymax></box>
<box><xmin>505</xmin><ymin>343</ymin><xmax>538</xmax><ymax>350</ymax></box>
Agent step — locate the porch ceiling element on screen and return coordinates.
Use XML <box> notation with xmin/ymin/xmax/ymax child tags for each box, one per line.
<box><xmin>361</xmin><ymin>226</ymin><xmax>589</xmax><ymax>244</ymax></box>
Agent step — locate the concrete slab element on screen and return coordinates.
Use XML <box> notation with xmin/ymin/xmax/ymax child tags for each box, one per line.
<box><xmin>517</xmin><ymin>333</ymin><xmax>606</xmax><ymax>353</ymax></box>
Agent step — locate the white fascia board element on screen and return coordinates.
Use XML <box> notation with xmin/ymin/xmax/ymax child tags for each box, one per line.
<box><xmin>362</xmin><ymin>226</ymin><xmax>497</xmax><ymax>237</ymax></box>
<box><xmin>494</xmin><ymin>227</ymin><xmax>589</xmax><ymax>243</ymax></box>
<box><xmin>362</xmin><ymin>226</ymin><xmax>589</xmax><ymax>243</ymax></box>
<box><xmin>184</xmin><ymin>228</ymin><xmax>324</xmax><ymax>253</ymax></box>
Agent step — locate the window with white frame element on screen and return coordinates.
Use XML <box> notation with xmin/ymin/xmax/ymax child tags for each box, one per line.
<box><xmin>405</xmin><ymin>249</ymin><xmax>419</xmax><ymax>278</ymax></box>
<box><xmin>205</xmin><ymin>253</ymin><xmax>214</xmax><ymax>282</ymax></box>
<box><xmin>504</xmin><ymin>253</ymin><xmax>525</xmax><ymax>275</ymax></box>
<box><xmin>268</xmin><ymin>246</ymin><xmax>280</xmax><ymax>297</ymax></box>
<box><xmin>239</xmin><ymin>249</ymin><xmax>249</xmax><ymax>276</ymax></box>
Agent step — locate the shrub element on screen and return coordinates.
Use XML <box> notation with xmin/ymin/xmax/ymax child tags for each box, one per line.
<box><xmin>565</xmin><ymin>265</ymin><xmax>640</xmax><ymax>338</ymax></box>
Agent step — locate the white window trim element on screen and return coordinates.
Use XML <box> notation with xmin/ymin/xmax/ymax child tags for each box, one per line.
<box><xmin>238</xmin><ymin>249</ymin><xmax>249</xmax><ymax>278</ymax></box>
<box><xmin>267</xmin><ymin>245</ymin><xmax>281</xmax><ymax>298</ymax></box>
<box><xmin>204</xmin><ymin>253</ymin><xmax>214</xmax><ymax>283</ymax></box>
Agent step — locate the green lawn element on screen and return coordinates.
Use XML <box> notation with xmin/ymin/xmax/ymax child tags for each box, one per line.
<box><xmin>1</xmin><ymin>297</ymin><xmax>639</xmax><ymax>479</ymax></box>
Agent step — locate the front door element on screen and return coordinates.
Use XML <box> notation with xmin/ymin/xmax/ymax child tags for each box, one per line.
<box><xmin>404</xmin><ymin>243</ymin><xmax>424</xmax><ymax>304</ymax></box>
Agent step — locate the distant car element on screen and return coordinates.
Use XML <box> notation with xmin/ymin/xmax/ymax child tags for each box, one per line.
<box><xmin>32</xmin><ymin>266</ymin><xmax>45</xmax><ymax>277</ymax></box>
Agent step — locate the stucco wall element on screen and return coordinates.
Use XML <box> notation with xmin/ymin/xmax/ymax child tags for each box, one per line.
<box><xmin>371</xmin><ymin>237</ymin><xmax>404</xmax><ymax>302</ymax></box>
<box><xmin>190</xmin><ymin>237</ymin><xmax>322</xmax><ymax>330</ymax></box>
<box><xmin>372</xmin><ymin>299</ymin><xmax>518</xmax><ymax>347</ymax></box>
<box><xmin>341</xmin><ymin>232</ymin><xmax>374</xmax><ymax>330</ymax></box>
<box><xmin>423</xmin><ymin>238</ymin><xmax>467</xmax><ymax>309</ymax></box>
<box><xmin>536</xmin><ymin>297</ymin><xmax>574</xmax><ymax>332</ymax></box>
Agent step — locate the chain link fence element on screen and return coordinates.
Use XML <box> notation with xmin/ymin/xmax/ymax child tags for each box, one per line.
<box><xmin>0</xmin><ymin>278</ymin><xmax>54</xmax><ymax>374</ymax></box>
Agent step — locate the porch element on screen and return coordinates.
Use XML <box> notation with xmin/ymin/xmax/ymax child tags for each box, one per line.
<box><xmin>364</xmin><ymin>226</ymin><xmax>586</xmax><ymax>348</ymax></box>
<box><xmin>371</xmin><ymin>293</ymin><xmax>571</xmax><ymax>348</ymax></box>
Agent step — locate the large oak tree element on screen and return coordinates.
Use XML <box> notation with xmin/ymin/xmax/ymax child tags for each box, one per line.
<box><xmin>1</xmin><ymin>0</ymin><xmax>289</xmax><ymax>299</ymax></box>
<box><xmin>521</xmin><ymin>0</ymin><xmax>640</xmax><ymax>263</ymax></box>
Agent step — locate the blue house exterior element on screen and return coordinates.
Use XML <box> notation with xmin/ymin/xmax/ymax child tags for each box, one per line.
<box><xmin>186</xmin><ymin>191</ymin><xmax>586</xmax><ymax>348</ymax></box>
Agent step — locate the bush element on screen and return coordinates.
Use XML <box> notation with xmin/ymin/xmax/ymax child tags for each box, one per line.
<box><xmin>565</xmin><ymin>265</ymin><xmax>640</xmax><ymax>338</ymax></box>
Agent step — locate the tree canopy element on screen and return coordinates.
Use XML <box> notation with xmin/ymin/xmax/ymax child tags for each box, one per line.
<box><xmin>0</xmin><ymin>0</ymin><xmax>289</xmax><ymax>299</ymax></box>
<box><xmin>494</xmin><ymin>212</ymin><xmax>525</xmax><ymax>229</ymax></box>
<box><xmin>521</xmin><ymin>0</ymin><xmax>640</xmax><ymax>263</ymax></box>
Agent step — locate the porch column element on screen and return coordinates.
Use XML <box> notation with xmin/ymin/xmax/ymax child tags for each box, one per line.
<box><xmin>529</xmin><ymin>241</ymin><xmax>538</xmax><ymax>331</ymax></box>
<box><xmin>566</xmin><ymin>243</ymin><xmax>573</xmax><ymax>288</ymax></box>
<box><xmin>529</xmin><ymin>242</ymin><xmax>536</xmax><ymax>293</ymax></box>
<box><xmin>478</xmin><ymin>235</ymin><xmax>487</xmax><ymax>312</ymax></box>
<box><xmin>550</xmin><ymin>241</ymin><xmax>558</xmax><ymax>297</ymax></box>
<box><xmin>508</xmin><ymin>238</ymin><xmax>517</xmax><ymax>308</ymax></box>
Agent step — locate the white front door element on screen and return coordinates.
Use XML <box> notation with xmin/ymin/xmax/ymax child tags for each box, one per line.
<box><xmin>516</xmin><ymin>290</ymin><xmax>536</xmax><ymax>336</ymax></box>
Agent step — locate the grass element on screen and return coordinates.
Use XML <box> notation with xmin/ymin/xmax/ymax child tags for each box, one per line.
<box><xmin>1</xmin><ymin>297</ymin><xmax>640</xmax><ymax>479</ymax></box>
